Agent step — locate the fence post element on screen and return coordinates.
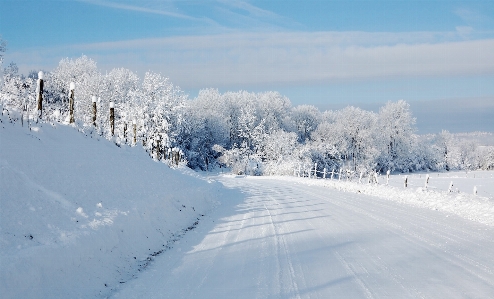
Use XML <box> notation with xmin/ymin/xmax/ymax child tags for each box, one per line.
<box><xmin>386</xmin><ymin>170</ymin><xmax>390</xmax><ymax>185</ymax></box>
<box><xmin>323</xmin><ymin>168</ymin><xmax>326</xmax><ymax>179</ymax></box>
<box><xmin>133</xmin><ymin>119</ymin><xmax>137</xmax><ymax>145</ymax></box>
<box><xmin>123</xmin><ymin>122</ymin><xmax>127</xmax><ymax>142</ymax></box>
<box><xmin>92</xmin><ymin>96</ymin><xmax>97</xmax><ymax>127</ymax></box>
<box><xmin>374</xmin><ymin>171</ymin><xmax>379</xmax><ymax>184</ymax></box>
<box><xmin>22</xmin><ymin>107</ymin><xmax>27</xmax><ymax>127</ymax></box>
<box><xmin>474</xmin><ymin>186</ymin><xmax>477</xmax><ymax>196</ymax></box>
<box><xmin>314</xmin><ymin>163</ymin><xmax>317</xmax><ymax>179</ymax></box>
<box><xmin>331</xmin><ymin>169</ymin><xmax>334</xmax><ymax>180</ymax></box>
<box><xmin>448</xmin><ymin>181</ymin><xmax>454</xmax><ymax>193</ymax></box>
<box><xmin>338</xmin><ymin>169</ymin><xmax>342</xmax><ymax>181</ymax></box>
<box><xmin>308</xmin><ymin>166</ymin><xmax>311</xmax><ymax>179</ymax></box>
<box><xmin>404</xmin><ymin>175</ymin><xmax>408</xmax><ymax>188</ymax></box>
<box><xmin>156</xmin><ymin>136</ymin><xmax>161</xmax><ymax>160</ymax></box>
<box><xmin>109</xmin><ymin>101</ymin><xmax>115</xmax><ymax>136</ymax></box>
<box><xmin>424</xmin><ymin>174</ymin><xmax>430</xmax><ymax>189</ymax></box>
<box><xmin>69</xmin><ymin>82</ymin><xmax>75</xmax><ymax>123</ymax></box>
<box><xmin>37</xmin><ymin>71</ymin><xmax>44</xmax><ymax>119</ymax></box>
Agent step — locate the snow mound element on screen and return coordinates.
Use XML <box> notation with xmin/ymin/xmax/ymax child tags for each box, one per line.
<box><xmin>0</xmin><ymin>117</ymin><xmax>233</xmax><ymax>299</ymax></box>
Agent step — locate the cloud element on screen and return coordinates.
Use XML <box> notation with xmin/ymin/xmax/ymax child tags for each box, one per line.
<box><xmin>7</xmin><ymin>31</ymin><xmax>494</xmax><ymax>90</ymax></box>
<box><xmin>77</xmin><ymin>0</ymin><xmax>210</xmax><ymax>22</ymax></box>
<box><xmin>217</xmin><ymin>0</ymin><xmax>279</xmax><ymax>18</ymax></box>
<box><xmin>78</xmin><ymin>32</ymin><xmax>494</xmax><ymax>88</ymax></box>
<box><xmin>454</xmin><ymin>7</ymin><xmax>483</xmax><ymax>24</ymax></box>
<box><xmin>456</xmin><ymin>26</ymin><xmax>474</xmax><ymax>38</ymax></box>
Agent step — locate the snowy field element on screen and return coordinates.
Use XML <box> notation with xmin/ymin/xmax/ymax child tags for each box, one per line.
<box><xmin>2</xmin><ymin>116</ymin><xmax>494</xmax><ymax>298</ymax></box>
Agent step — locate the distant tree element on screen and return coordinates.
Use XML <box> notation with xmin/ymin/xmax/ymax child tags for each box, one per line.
<box><xmin>0</xmin><ymin>37</ymin><xmax>6</xmax><ymax>65</ymax></box>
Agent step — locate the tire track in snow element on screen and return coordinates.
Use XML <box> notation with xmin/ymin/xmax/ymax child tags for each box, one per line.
<box><xmin>278</xmin><ymin>184</ymin><xmax>393</xmax><ymax>299</ymax></box>
<box><xmin>296</xmin><ymin>183</ymin><xmax>494</xmax><ymax>296</ymax></box>
<box><xmin>264</xmin><ymin>200</ymin><xmax>301</xmax><ymax>299</ymax></box>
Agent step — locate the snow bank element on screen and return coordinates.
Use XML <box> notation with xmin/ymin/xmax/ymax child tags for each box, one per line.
<box><xmin>0</xmin><ymin>117</ymin><xmax>234</xmax><ymax>299</ymax></box>
<box><xmin>277</xmin><ymin>174</ymin><xmax>494</xmax><ymax>227</ymax></box>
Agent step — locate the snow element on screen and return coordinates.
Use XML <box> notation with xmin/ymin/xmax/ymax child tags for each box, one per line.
<box><xmin>111</xmin><ymin>175</ymin><xmax>494</xmax><ymax>298</ymax></box>
<box><xmin>0</xmin><ymin>117</ymin><xmax>238</xmax><ymax>298</ymax></box>
<box><xmin>1</xmin><ymin>113</ymin><xmax>494</xmax><ymax>298</ymax></box>
<box><xmin>284</xmin><ymin>171</ymin><xmax>494</xmax><ymax>226</ymax></box>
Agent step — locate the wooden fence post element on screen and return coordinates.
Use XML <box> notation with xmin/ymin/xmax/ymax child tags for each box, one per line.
<box><xmin>133</xmin><ymin>119</ymin><xmax>137</xmax><ymax>145</ymax></box>
<box><xmin>156</xmin><ymin>136</ymin><xmax>161</xmax><ymax>160</ymax></box>
<box><xmin>448</xmin><ymin>181</ymin><xmax>454</xmax><ymax>193</ymax></box>
<box><xmin>109</xmin><ymin>101</ymin><xmax>115</xmax><ymax>136</ymax></box>
<box><xmin>174</xmin><ymin>149</ymin><xmax>179</xmax><ymax>165</ymax></box>
<box><xmin>314</xmin><ymin>163</ymin><xmax>317</xmax><ymax>179</ymax></box>
<box><xmin>404</xmin><ymin>175</ymin><xmax>408</xmax><ymax>188</ymax></box>
<box><xmin>37</xmin><ymin>71</ymin><xmax>44</xmax><ymax>119</ymax></box>
<box><xmin>69</xmin><ymin>82</ymin><xmax>75</xmax><ymax>123</ymax></box>
<box><xmin>92</xmin><ymin>96</ymin><xmax>97</xmax><ymax>127</ymax></box>
<box><xmin>474</xmin><ymin>186</ymin><xmax>477</xmax><ymax>196</ymax></box>
<box><xmin>323</xmin><ymin>168</ymin><xmax>327</xmax><ymax>179</ymax></box>
<box><xmin>331</xmin><ymin>169</ymin><xmax>334</xmax><ymax>180</ymax></box>
<box><xmin>386</xmin><ymin>170</ymin><xmax>390</xmax><ymax>185</ymax></box>
<box><xmin>123</xmin><ymin>122</ymin><xmax>127</xmax><ymax>142</ymax></box>
<box><xmin>425</xmin><ymin>174</ymin><xmax>430</xmax><ymax>189</ymax></box>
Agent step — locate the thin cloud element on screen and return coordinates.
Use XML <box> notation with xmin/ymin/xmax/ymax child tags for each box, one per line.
<box><xmin>454</xmin><ymin>7</ymin><xmax>484</xmax><ymax>24</ymax></box>
<box><xmin>78</xmin><ymin>0</ymin><xmax>207</xmax><ymax>22</ymax></box>
<box><xmin>212</xmin><ymin>0</ymin><xmax>300</xmax><ymax>31</ymax></box>
<box><xmin>217</xmin><ymin>0</ymin><xmax>279</xmax><ymax>18</ymax></box>
<box><xmin>8</xmin><ymin>31</ymin><xmax>494</xmax><ymax>90</ymax></box>
<box><xmin>74</xmin><ymin>32</ymin><xmax>494</xmax><ymax>88</ymax></box>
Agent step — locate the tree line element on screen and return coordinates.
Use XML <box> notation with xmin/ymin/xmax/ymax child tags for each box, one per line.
<box><xmin>1</xmin><ymin>55</ymin><xmax>493</xmax><ymax>175</ymax></box>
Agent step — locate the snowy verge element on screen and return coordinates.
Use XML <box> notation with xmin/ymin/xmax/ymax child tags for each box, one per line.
<box><xmin>267</xmin><ymin>175</ymin><xmax>494</xmax><ymax>227</ymax></box>
<box><xmin>0</xmin><ymin>118</ymin><xmax>237</xmax><ymax>299</ymax></box>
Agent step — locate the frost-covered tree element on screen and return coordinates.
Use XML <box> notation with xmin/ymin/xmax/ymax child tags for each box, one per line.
<box><xmin>1</xmin><ymin>62</ymin><xmax>36</xmax><ymax>122</ymax></box>
<box><xmin>291</xmin><ymin>105</ymin><xmax>321</xmax><ymax>143</ymax></box>
<box><xmin>375</xmin><ymin>100</ymin><xmax>416</xmax><ymax>172</ymax></box>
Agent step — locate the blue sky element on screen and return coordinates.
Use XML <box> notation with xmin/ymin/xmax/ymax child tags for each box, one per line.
<box><xmin>1</xmin><ymin>0</ymin><xmax>494</xmax><ymax>133</ymax></box>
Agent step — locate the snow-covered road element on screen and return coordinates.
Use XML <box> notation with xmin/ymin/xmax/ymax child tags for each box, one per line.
<box><xmin>112</xmin><ymin>175</ymin><xmax>494</xmax><ymax>299</ymax></box>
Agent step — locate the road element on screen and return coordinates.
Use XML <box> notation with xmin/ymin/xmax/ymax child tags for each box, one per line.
<box><xmin>112</xmin><ymin>175</ymin><xmax>494</xmax><ymax>298</ymax></box>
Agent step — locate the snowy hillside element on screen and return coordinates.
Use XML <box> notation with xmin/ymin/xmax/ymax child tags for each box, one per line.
<box><xmin>0</xmin><ymin>115</ymin><xmax>240</xmax><ymax>299</ymax></box>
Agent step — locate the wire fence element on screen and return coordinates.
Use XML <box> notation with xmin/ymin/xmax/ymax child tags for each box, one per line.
<box><xmin>293</xmin><ymin>164</ymin><xmax>493</xmax><ymax>198</ymax></box>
